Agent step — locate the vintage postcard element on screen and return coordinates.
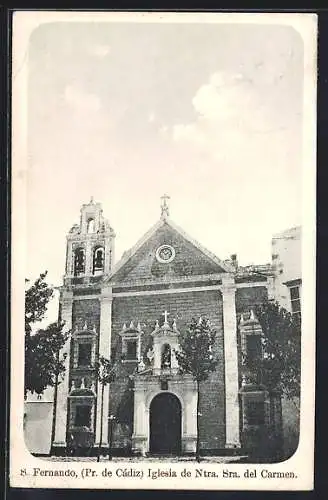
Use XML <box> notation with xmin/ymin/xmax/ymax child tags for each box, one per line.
<box><xmin>10</xmin><ymin>11</ymin><xmax>317</xmax><ymax>490</ymax></box>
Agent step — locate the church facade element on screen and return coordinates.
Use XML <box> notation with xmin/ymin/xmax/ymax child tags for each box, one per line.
<box><xmin>52</xmin><ymin>198</ymin><xmax>282</xmax><ymax>457</ymax></box>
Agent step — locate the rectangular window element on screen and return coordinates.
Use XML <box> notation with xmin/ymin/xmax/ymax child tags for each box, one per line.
<box><xmin>126</xmin><ymin>340</ymin><xmax>137</xmax><ymax>360</ymax></box>
<box><xmin>290</xmin><ymin>286</ymin><xmax>300</xmax><ymax>300</ymax></box>
<box><xmin>246</xmin><ymin>401</ymin><xmax>265</xmax><ymax>425</ymax></box>
<box><xmin>291</xmin><ymin>299</ymin><xmax>301</xmax><ymax>313</ymax></box>
<box><xmin>78</xmin><ymin>343</ymin><xmax>92</xmax><ymax>367</ymax></box>
<box><xmin>74</xmin><ymin>405</ymin><xmax>91</xmax><ymax>427</ymax></box>
<box><xmin>290</xmin><ymin>286</ymin><xmax>301</xmax><ymax>316</ymax></box>
<box><xmin>246</xmin><ymin>335</ymin><xmax>262</xmax><ymax>363</ymax></box>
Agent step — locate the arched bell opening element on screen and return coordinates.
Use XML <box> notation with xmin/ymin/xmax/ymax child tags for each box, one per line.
<box><xmin>87</xmin><ymin>218</ymin><xmax>95</xmax><ymax>234</ymax></box>
<box><xmin>92</xmin><ymin>246</ymin><xmax>105</xmax><ymax>275</ymax></box>
<box><xmin>73</xmin><ymin>247</ymin><xmax>85</xmax><ymax>276</ymax></box>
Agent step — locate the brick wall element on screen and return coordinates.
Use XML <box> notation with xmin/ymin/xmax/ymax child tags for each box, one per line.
<box><xmin>109</xmin><ymin>375</ymin><xmax>134</xmax><ymax>449</ymax></box>
<box><xmin>72</xmin><ymin>298</ymin><xmax>101</xmax><ymax>331</ymax></box>
<box><xmin>236</xmin><ymin>286</ymin><xmax>268</xmax><ymax>313</ymax></box>
<box><xmin>67</xmin><ymin>286</ymin><xmax>269</xmax><ymax>451</ymax></box>
<box><xmin>111</xmin><ymin>289</ymin><xmax>226</xmax><ymax>449</ymax></box>
<box><xmin>70</xmin><ymin>299</ymin><xmax>101</xmax><ymax>414</ymax></box>
<box><xmin>236</xmin><ymin>285</ymin><xmax>268</xmax><ymax>385</ymax></box>
<box><xmin>114</xmin><ymin>223</ymin><xmax>223</xmax><ymax>283</ymax></box>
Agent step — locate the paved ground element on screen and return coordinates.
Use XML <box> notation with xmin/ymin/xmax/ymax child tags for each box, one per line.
<box><xmin>43</xmin><ymin>455</ymin><xmax>248</xmax><ymax>463</ymax></box>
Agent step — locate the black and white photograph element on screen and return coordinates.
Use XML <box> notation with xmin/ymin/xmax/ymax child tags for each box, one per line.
<box><xmin>10</xmin><ymin>11</ymin><xmax>316</xmax><ymax>490</ymax></box>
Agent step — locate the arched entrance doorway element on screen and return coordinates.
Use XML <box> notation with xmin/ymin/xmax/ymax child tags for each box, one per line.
<box><xmin>149</xmin><ymin>393</ymin><xmax>182</xmax><ymax>455</ymax></box>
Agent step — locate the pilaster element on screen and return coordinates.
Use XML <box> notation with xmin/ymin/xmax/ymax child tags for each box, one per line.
<box><xmin>53</xmin><ymin>290</ymin><xmax>73</xmax><ymax>448</ymax></box>
<box><xmin>95</xmin><ymin>286</ymin><xmax>112</xmax><ymax>446</ymax></box>
<box><xmin>132</xmin><ymin>385</ymin><xmax>147</xmax><ymax>455</ymax></box>
<box><xmin>181</xmin><ymin>378</ymin><xmax>197</xmax><ymax>453</ymax></box>
<box><xmin>104</xmin><ymin>237</ymin><xmax>113</xmax><ymax>274</ymax></box>
<box><xmin>66</xmin><ymin>242</ymin><xmax>73</xmax><ymax>276</ymax></box>
<box><xmin>221</xmin><ymin>275</ymin><xmax>241</xmax><ymax>448</ymax></box>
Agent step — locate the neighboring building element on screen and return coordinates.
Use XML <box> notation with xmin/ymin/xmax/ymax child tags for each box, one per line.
<box><xmin>24</xmin><ymin>387</ymin><xmax>54</xmax><ymax>455</ymax></box>
<box><xmin>271</xmin><ymin>226</ymin><xmax>302</xmax><ymax>459</ymax></box>
<box><xmin>271</xmin><ymin>226</ymin><xmax>302</xmax><ymax>320</ymax></box>
<box><xmin>25</xmin><ymin>198</ymin><xmax>288</xmax><ymax>458</ymax></box>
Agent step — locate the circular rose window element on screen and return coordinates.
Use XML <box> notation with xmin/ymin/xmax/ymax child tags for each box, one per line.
<box><xmin>155</xmin><ymin>244</ymin><xmax>176</xmax><ymax>264</ymax></box>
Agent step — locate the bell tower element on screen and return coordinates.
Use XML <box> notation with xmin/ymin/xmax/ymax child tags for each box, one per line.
<box><xmin>64</xmin><ymin>197</ymin><xmax>115</xmax><ymax>285</ymax></box>
<box><xmin>53</xmin><ymin>199</ymin><xmax>115</xmax><ymax>453</ymax></box>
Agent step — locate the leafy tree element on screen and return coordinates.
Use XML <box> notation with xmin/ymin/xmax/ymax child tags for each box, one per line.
<box><xmin>25</xmin><ymin>321</ymin><xmax>69</xmax><ymax>395</ymax></box>
<box><xmin>25</xmin><ymin>272</ymin><xmax>69</xmax><ymax>396</ymax></box>
<box><xmin>175</xmin><ymin>317</ymin><xmax>218</xmax><ymax>462</ymax></box>
<box><xmin>95</xmin><ymin>355</ymin><xmax>117</xmax><ymax>462</ymax></box>
<box><xmin>242</xmin><ymin>300</ymin><xmax>301</xmax><ymax>405</ymax></box>
<box><xmin>240</xmin><ymin>301</ymin><xmax>301</xmax><ymax>461</ymax></box>
<box><xmin>25</xmin><ymin>272</ymin><xmax>54</xmax><ymax>337</ymax></box>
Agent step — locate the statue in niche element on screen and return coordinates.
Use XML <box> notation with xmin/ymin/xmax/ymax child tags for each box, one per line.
<box><xmin>146</xmin><ymin>347</ymin><xmax>154</xmax><ymax>365</ymax></box>
<box><xmin>161</xmin><ymin>344</ymin><xmax>171</xmax><ymax>369</ymax></box>
<box><xmin>138</xmin><ymin>359</ymin><xmax>145</xmax><ymax>372</ymax></box>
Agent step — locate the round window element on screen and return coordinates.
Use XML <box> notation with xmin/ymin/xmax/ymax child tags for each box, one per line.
<box><xmin>155</xmin><ymin>244</ymin><xmax>176</xmax><ymax>264</ymax></box>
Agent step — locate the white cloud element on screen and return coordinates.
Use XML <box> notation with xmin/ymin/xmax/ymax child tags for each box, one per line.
<box><xmin>192</xmin><ymin>72</ymin><xmax>250</xmax><ymax>121</ymax></box>
<box><xmin>64</xmin><ymin>84</ymin><xmax>100</xmax><ymax>113</ymax></box>
<box><xmin>173</xmin><ymin>71</ymin><xmax>270</xmax><ymax>144</ymax></box>
<box><xmin>172</xmin><ymin>70</ymin><xmax>292</xmax><ymax>168</ymax></box>
<box><xmin>170</xmin><ymin>68</ymin><xmax>301</xmax><ymax>214</ymax></box>
<box><xmin>148</xmin><ymin>112</ymin><xmax>155</xmax><ymax>123</ymax></box>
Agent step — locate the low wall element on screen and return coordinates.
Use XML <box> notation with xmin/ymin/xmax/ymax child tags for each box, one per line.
<box><xmin>24</xmin><ymin>402</ymin><xmax>53</xmax><ymax>455</ymax></box>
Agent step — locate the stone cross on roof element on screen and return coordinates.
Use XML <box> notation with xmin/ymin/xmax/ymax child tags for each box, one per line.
<box><xmin>162</xmin><ymin>310</ymin><xmax>170</xmax><ymax>325</ymax></box>
<box><xmin>160</xmin><ymin>193</ymin><xmax>170</xmax><ymax>218</ymax></box>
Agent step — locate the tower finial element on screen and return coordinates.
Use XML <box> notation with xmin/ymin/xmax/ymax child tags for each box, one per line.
<box><xmin>90</xmin><ymin>196</ymin><xmax>94</xmax><ymax>204</ymax></box>
<box><xmin>160</xmin><ymin>194</ymin><xmax>170</xmax><ymax>219</ymax></box>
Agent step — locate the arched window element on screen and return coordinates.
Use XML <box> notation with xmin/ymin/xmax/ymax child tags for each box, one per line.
<box><xmin>93</xmin><ymin>246</ymin><xmax>105</xmax><ymax>274</ymax></box>
<box><xmin>74</xmin><ymin>247</ymin><xmax>85</xmax><ymax>276</ymax></box>
<box><xmin>87</xmin><ymin>218</ymin><xmax>95</xmax><ymax>234</ymax></box>
<box><xmin>161</xmin><ymin>343</ymin><xmax>171</xmax><ymax>369</ymax></box>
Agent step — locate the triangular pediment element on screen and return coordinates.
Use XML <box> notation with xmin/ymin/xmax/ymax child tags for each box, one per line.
<box><xmin>107</xmin><ymin>217</ymin><xmax>232</xmax><ymax>284</ymax></box>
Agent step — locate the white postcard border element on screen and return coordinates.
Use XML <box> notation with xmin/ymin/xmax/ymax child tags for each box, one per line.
<box><xmin>10</xmin><ymin>10</ymin><xmax>317</xmax><ymax>491</ymax></box>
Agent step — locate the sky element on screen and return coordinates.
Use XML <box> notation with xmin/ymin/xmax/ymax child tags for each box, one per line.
<box><xmin>25</xmin><ymin>19</ymin><xmax>304</xmax><ymax>320</ymax></box>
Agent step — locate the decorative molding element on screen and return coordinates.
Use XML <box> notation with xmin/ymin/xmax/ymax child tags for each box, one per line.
<box><xmin>68</xmin><ymin>278</ymin><xmax>267</xmax><ymax>300</ymax></box>
<box><xmin>72</xmin><ymin>332</ymin><xmax>97</xmax><ymax>340</ymax></box>
<box><xmin>71</xmin><ymin>294</ymin><xmax>101</xmax><ymax>301</ymax></box>
<box><xmin>67</xmin><ymin>233</ymin><xmax>108</xmax><ymax>242</ymax></box>
<box><xmin>111</xmin><ymin>272</ymin><xmax>225</xmax><ymax>288</ymax></box>
<box><xmin>235</xmin><ymin>281</ymin><xmax>268</xmax><ymax>289</ymax></box>
<box><xmin>113</xmin><ymin>284</ymin><xmax>222</xmax><ymax>298</ymax></box>
<box><xmin>62</xmin><ymin>275</ymin><xmax>268</xmax><ymax>296</ymax></box>
<box><xmin>283</xmin><ymin>278</ymin><xmax>302</xmax><ymax>287</ymax></box>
